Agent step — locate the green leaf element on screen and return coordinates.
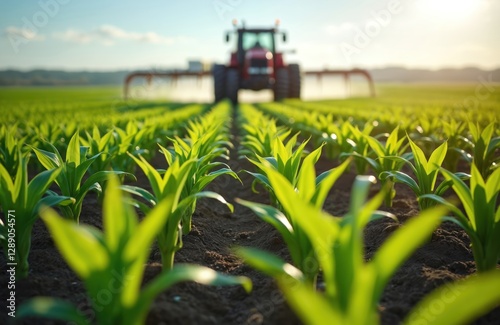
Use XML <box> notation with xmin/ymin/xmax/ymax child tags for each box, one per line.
<box><xmin>380</xmin><ymin>171</ymin><xmax>420</xmax><ymax>195</ymax></box>
<box><xmin>35</xmin><ymin>195</ymin><xmax>75</xmax><ymax>215</ymax></box>
<box><xmin>372</xmin><ymin>206</ymin><xmax>447</xmax><ymax>301</ymax></box>
<box><xmin>196</xmin><ymin>168</ymin><xmax>240</xmax><ymax>191</ymax></box>
<box><xmin>485</xmin><ymin>166</ymin><xmax>500</xmax><ymax>203</ymax></box>
<box><xmin>187</xmin><ymin>191</ymin><xmax>234</xmax><ymax>212</ymax></box>
<box><xmin>245</xmin><ymin>170</ymin><xmax>271</xmax><ymax>190</ymax></box>
<box><xmin>18</xmin><ymin>298</ymin><xmax>90</xmax><ymax>325</ymax></box>
<box><xmin>236</xmin><ymin>199</ymin><xmax>298</xmax><ymax>257</ymax></box>
<box><xmin>236</xmin><ymin>246</ymin><xmax>304</xmax><ymax>280</ymax></box>
<box><xmin>405</xmin><ymin>271</ymin><xmax>500</xmax><ymax>325</ymax></box>
<box><xmin>427</xmin><ymin>141</ymin><xmax>448</xmax><ymax>175</ymax></box>
<box><xmin>124</xmin><ymin>193</ymin><xmax>176</xmax><ymax>261</ymax></box>
<box><xmin>440</xmin><ymin>167</ymin><xmax>474</xmax><ymax>225</ymax></box>
<box><xmin>79</xmin><ymin>171</ymin><xmax>134</xmax><ymax>202</ymax></box>
<box><xmin>128</xmin><ymin>153</ymin><xmax>163</xmax><ymax>198</ymax></box>
<box><xmin>120</xmin><ymin>185</ymin><xmax>157</xmax><ymax>205</ymax></box>
<box><xmin>297</xmin><ymin>145</ymin><xmax>322</xmax><ymax>202</ymax></box>
<box><xmin>41</xmin><ymin>209</ymin><xmax>108</xmax><ymax>278</ymax></box>
<box><xmin>104</xmin><ymin>175</ymin><xmax>137</xmax><ymax>253</ymax></box>
<box><xmin>32</xmin><ymin>147</ymin><xmax>61</xmax><ymax>170</ymax></box>
<box><xmin>27</xmin><ymin>167</ymin><xmax>62</xmax><ymax>202</ymax></box>
<box><xmin>66</xmin><ymin>132</ymin><xmax>81</xmax><ymax>165</ymax></box>
<box><xmin>277</xmin><ymin>278</ymin><xmax>343</xmax><ymax>325</ymax></box>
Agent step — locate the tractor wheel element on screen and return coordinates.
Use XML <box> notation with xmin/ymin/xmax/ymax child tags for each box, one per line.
<box><xmin>226</xmin><ymin>68</ymin><xmax>239</xmax><ymax>105</ymax></box>
<box><xmin>274</xmin><ymin>68</ymin><xmax>289</xmax><ymax>101</ymax></box>
<box><xmin>288</xmin><ymin>64</ymin><xmax>301</xmax><ymax>99</ymax></box>
<box><xmin>213</xmin><ymin>64</ymin><xmax>226</xmax><ymax>103</ymax></box>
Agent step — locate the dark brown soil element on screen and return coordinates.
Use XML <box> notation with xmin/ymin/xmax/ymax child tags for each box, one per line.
<box><xmin>1</xmin><ymin>125</ymin><xmax>499</xmax><ymax>325</ymax></box>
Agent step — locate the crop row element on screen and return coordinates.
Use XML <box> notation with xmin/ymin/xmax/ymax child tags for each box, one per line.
<box><xmin>0</xmin><ymin>100</ymin><xmax>253</xmax><ymax>324</ymax></box>
<box><xmin>237</xmin><ymin>103</ymin><xmax>500</xmax><ymax>324</ymax></box>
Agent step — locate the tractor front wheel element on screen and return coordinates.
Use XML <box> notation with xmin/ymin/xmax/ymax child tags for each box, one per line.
<box><xmin>226</xmin><ymin>68</ymin><xmax>239</xmax><ymax>105</ymax></box>
<box><xmin>274</xmin><ymin>68</ymin><xmax>289</xmax><ymax>101</ymax></box>
<box><xmin>288</xmin><ymin>64</ymin><xmax>301</xmax><ymax>99</ymax></box>
<box><xmin>213</xmin><ymin>64</ymin><xmax>226</xmax><ymax>103</ymax></box>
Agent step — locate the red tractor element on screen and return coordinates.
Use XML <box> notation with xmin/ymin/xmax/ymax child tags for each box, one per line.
<box><xmin>123</xmin><ymin>21</ymin><xmax>375</xmax><ymax>102</ymax></box>
<box><xmin>212</xmin><ymin>21</ymin><xmax>300</xmax><ymax>104</ymax></box>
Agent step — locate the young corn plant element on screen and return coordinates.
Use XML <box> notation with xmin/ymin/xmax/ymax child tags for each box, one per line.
<box><xmin>240</xmin><ymin>150</ymin><xmax>351</xmax><ymax>285</ymax></box>
<box><xmin>349</xmin><ymin>126</ymin><xmax>410</xmax><ymax>207</ymax></box>
<box><xmin>158</xmin><ymin>136</ymin><xmax>238</xmax><ymax>234</ymax></box>
<box><xmin>246</xmin><ymin>133</ymin><xmax>308</xmax><ymax>204</ymax></box>
<box><xmin>380</xmin><ymin>138</ymin><xmax>469</xmax><ymax>210</ymax></box>
<box><xmin>81</xmin><ymin>126</ymin><xmax>115</xmax><ymax>174</ymax></box>
<box><xmin>237</xmin><ymin>171</ymin><xmax>447</xmax><ymax>325</ymax></box>
<box><xmin>80</xmin><ymin>126</ymin><xmax>115</xmax><ymax>203</ymax></box>
<box><xmin>345</xmin><ymin>121</ymin><xmax>374</xmax><ymax>174</ymax></box>
<box><xmin>0</xmin><ymin>152</ymin><xmax>73</xmax><ymax>279</ymax></box>
<box><xmin>422</xmin><ymin>164</ymin><xmax>500</xmax><ymax>272</ymax></box>
<box><xmin>0</xmin><ymin>124</ymin><xmax>27</xmax><ymax>177</ymax></box>
<box><xmin>239</xmin><ymin>104</ymin><xmax>291</xmax><ymax>159</ymax></box>
<box><xmin>320</xmin><ymin>120</ymin><xmax>356</xmax><ymax>160</ymax></box>
<box><xmin>122</xmin><ymin>145</ymin><xmax>236</xmax><ymax>270</ymax></box>
<box><xmin>18</xmin><ymin>175</ymin><xmax>251</xmax><ymax>325</ymax></box>
<box><xmin>32</xmin><ymin>132</ymin><xmax>132</xmax><ymax>222</ymax></box>
<box><xmin>110</xmin><ymin>122</ymin><xmax>150</xmax><ymax>176</ymax></box>
<box><xmin>441</xmin><ymin>119</ymin><xmax>468</xmax><ymax>172</ymax></box>
<box><xmin>458</xmin><ymin>122</ymin><xmax>499</xmax><ymax>178</ymax></box>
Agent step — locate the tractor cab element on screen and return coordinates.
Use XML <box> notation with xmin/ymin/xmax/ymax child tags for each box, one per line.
<box><xmin>212</xmin><ymin>21</ymin><xmax>301</xmax><ymax>104</ymax></box>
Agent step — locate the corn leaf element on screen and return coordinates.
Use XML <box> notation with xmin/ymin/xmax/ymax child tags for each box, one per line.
<box><xmin>405</xmin><ymin>271</ymin><xmax>500</xmax><ymax>325</ymax></box>
<box><xmin>18</xmin><ymin>298</ymin><xmax>90</xmax><ymax>325</ymax></box>
<box><xmin>41</xmin><ymin>209</ymin><xmax>108</xmax><ymax>278</ymax></box>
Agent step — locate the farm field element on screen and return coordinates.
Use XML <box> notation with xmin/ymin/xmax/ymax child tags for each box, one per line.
<box><xmin>1</xmin><ymin>83</ymin><xmax>500</xmax><ymax>325</ymax></box>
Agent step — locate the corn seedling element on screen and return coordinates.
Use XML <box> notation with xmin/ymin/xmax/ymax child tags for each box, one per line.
<box><xmin>458</xmin><ymin>122</ymin><xmax>499</xmax><ymax>178</ymax></box>
<box><xmin>380</xmin><ymin>138</ymin><xmax>470</xmax><ymax>210</ymax></box>
<box><xmin>110</xmin><ymin>122</ymin><xmax>150</xmax><ymax>176</ymax></box>
<box><xmin>345</xmin><ymin>122</ymin><xmax>374</xmax><ymax>174</ymax></box>
<box><xmin>0</xmin><ymin>125</ymin><xmax>27</xmax><ymax>177</ymax></box>
<box><xmin>80</xmin><ymin>126</ymin><xmax>115</xmax><ymax>203</ymax></box>
<box><xmin>422</xmin><ymin>164</ymin><xmax>500</xmax><ymax>272</ymax></box>
<box><xmin>238</xmin><ymin>173</ymin><xmax>446</xmax><ymax>325</ymax></box>
<box><xmin>17</xmin><ymin>175</ymin><xmax>251</xmax><ymax>325</ymax></box>
<box><xmin>239</xmin><ymin>104</ymin><xmax>291</xmax><ymax>159</ymax></box>
<box><xmin>349</xmin><ymin>126</ymin><xmax>410</xmax><ymax>207</ymax></box>
<box><xmin>240</xmin><ymin>154</ymin><xmax>351</xmax><ymax>284</ymax></box>
<box><xmin>122</xmin><ymin>147</ymin><xmax>234</xmax><ymax>269</ymax></box>
<box><xmin>158</xmin><ymin>139</ymin><xmax>238</xmax><ymax>234</ymax></box>
<box><xmin>0</xmin><ymin>152</ymin><xmax>73</xmax><ymax>278</ymax></box>
<box><xmin>441</xmin><ymin>119</ymin><xmax>468</xmax><ymax>172</ymax></box>
<box><xmin>32</xmin><ymin>133</ymin><xmax>133</xmax><ymax>222</ymax></box>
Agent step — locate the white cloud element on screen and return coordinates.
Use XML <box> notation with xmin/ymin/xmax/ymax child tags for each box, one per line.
<box><xmin>53</xmin><ymin>25</ymin><xmax>187</xmax><ymax>45</ymax></box>
<box><xmin>55</xmin><ymin>29</ymin><xmax>93</xmax><ymax>43</ymax></box>
<box><xmin>4</xmin><ymin>26</ymin><xmax>45</xmax><ymax>41</ymax></box>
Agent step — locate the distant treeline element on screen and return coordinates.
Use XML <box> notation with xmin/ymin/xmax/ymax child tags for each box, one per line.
<box><xmin>0</xmin><ymin>67</ymin><xmax>498</xmax><ymax>86</ymax></box>
<box><xmin>0</xmin><ymin>70</ymin><xmax>130</xmax><ymax>86</ymax></box>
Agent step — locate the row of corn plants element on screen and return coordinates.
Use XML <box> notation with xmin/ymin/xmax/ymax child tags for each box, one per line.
<box><xmin>236</xmin><ymin>103</ymin><xmax>500</xmax><ymax>324</ymax></box>
<box><xmin>121</xmin><ymin>100</ymin><xmax>240</xmax><ymax>270</ymax></box>
<box><xmin>0</xmin><ymin>102</ymin><xmax>207</xmax><ymax>168</ymax></box>
<box><xmin>258</xmin><ymin>102</ymin><xmax>500</xmax><ymax>273</ymax></box>
<box><xmin>18</xmin><ymin>175</ymin><xmax>251</xmax><ymax>325</ymax></box>
<box><xmin>0</xmin><ymin>103</ymin><xmax>209</xmax><ymax>279</ymax></box>
<box><xmin>258</xmin><ymin>102</ymin><xmax>499</xmax><ymax>174</ymax></box>
<box><xmin>1</xmin><ymin>99</ymin><xmax>253</xmax><ymax>324</ymax></box>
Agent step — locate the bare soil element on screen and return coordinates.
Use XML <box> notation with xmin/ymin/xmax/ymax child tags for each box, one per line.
<box><xmin>1</xmin><ymin>126</ymin><xmax>499</xmax><ymax>325</ymax></box>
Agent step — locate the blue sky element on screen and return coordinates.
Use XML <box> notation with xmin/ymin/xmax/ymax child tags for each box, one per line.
<box><xmin>0</xmin><ymin>0</ymin><xmax>498</xmax><ymax>71</ymax></box>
